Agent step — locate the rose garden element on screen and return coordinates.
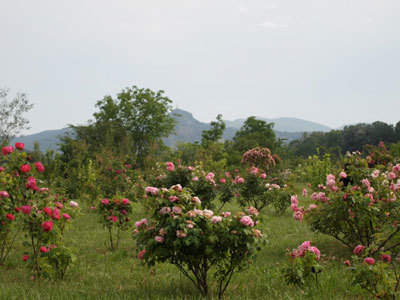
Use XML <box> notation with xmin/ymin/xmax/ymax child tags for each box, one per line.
<box><xmin>1</xmin><ymin>87</ymin><xmax>400</xmax><ymax>299</ymax></box>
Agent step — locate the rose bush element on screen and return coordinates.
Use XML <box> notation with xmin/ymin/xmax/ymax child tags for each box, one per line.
<box><xmin>292</xmin><ymin>151</ymin><xmax>400</xmax><ymax>251</ymax></box>
<box><xmin>283</xmin><ymin>241</ymin><xmax>322</xmax><ymax>287</ymax></box>
<box><xmin>134</xmin><ymin>186</ymin><xmax>265</xmax><ymax>298</ymax></box>
<box><xmin>97</xmin><ymin>196</ymin><xmax>133</xmax><ymax>250</ymax></box>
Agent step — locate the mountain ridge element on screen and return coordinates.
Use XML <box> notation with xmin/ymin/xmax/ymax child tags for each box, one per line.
<box><xmin>9</xmin><ymin>109</ymin><xmax>331</xmax><ymax>151</ymax></box>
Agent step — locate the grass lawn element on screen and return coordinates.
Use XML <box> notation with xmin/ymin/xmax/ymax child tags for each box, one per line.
<box><xmin>0</xmin><ymin>198</ymin><xmax>370</xmax><ymax>299</ymax></box>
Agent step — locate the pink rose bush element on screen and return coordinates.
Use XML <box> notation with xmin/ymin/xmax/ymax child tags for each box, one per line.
<box><xmin>283</xmin><ymin>241</ymin><xmax>322</xmax><ymax>287</ymax></box>
<box><xmin>347</xmin><ymin>243</ymin><xmax>400</xmax><ymax>299</ymax></box>
<box><xmin>293</xmin><ymin>151</ymin><xmax>400</xmax><ymax>251</ymax></box>
<box><xmin>134</xmin><ymin>186</ymin><xmax>265</xmax><ymax>298</ymax></box>
<box><xmin>97</xmin><ymin>197</ymin><xmax>133</xmax><ymax>250</ymax></box>
<box><xmin>148</xmin><ymin>161</ymin><xmax>219</xmax><ymax>209</ymax></box>
<box><xmin>233</xmin><ymin>147</ymin><xmax>292</xmax><ymax>214</ymax></box>
<box><xmin>0</xmin><ymin>143</ymin><xmax>78</xmax><ymax>277</ymax></box>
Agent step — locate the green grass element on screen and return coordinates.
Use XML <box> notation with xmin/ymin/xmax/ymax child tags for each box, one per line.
<box><xmin>0</xmin><ymin>199</ymin><xmax>371</xmax><ymax>299</ymax></box>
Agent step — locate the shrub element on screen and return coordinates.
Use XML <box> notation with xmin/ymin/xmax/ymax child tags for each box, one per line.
<box><xmin>283</xmin><ymin>241</ymin><xmax>322</xmax><ymax>287</ymax></box>
<box><xmin>134</xmin><ymin>186</ymin><xmax>265</xmax><ymax>298</ymax></box>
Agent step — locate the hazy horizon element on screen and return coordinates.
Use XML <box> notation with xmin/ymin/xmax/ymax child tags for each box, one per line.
<box><xmin>1</xmin><ymin>0</ymin><xmax>399</xmax><ymax>135</ymax></box>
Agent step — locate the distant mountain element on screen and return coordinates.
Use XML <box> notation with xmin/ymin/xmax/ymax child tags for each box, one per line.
<box><xmin>225</xmin><ymin>117</ymin><xmax>331</xmax><ymax>132</ymax></box>
<box><xmin>10</xmin><ymin>109</ymin><xmax>328</xmax><ymax>151</ymax></box>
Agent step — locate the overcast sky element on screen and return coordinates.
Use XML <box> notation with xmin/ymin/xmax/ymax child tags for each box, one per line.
<box><xmin>1</xmin><ymin>0</ymin><xmax>399</xmax><ymax>134</ymax></box>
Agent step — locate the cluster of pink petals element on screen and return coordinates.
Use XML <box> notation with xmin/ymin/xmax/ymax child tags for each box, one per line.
<box><xmin>168</xmin><ymin>195</ymin><xmax>179</xmax><ymax>202</ymax></box>
<box><xmin>155</xmin><ymin>236</ymin><xmax>165</xmax><ymax>243</ymax></box>
<box><xmin>250</xmin><ymin>167</ymin><xmax>259</xmax><ymax>175</ymax></box>
<box><xmin>26</xmin><ymin>176</ymin><xmax>39</xmax><ymax>191</ymax></box>
<box><xmin>247</xmin><ymin>206</ymin><xmax>259</xmax><ymax>216</ymax></box>
<box><xmin>176</xmin><ymin>230</ymin><xmax>187</xmax><ymax>238</ymax></box>
<box><xmin>0</xmin><ymin>191</ymin><xmax>9</xmax><ymax>198</ymax></box>
<box><xmin>353</xmin><ymin>245</ymin><xmax>366</xmax><ymax>256</ymax></box>
<box><xmin>364</xmin><ymin>257</ymin><xmax>375</xmax><ymax>265</ymax></box>
<box><xmin>172</xmin><ymin>206</ymin><xmax>182</xmax><ymax>214</ymax></box>
<box><xmin>221</xmin><ymin>212</ymin><xmax>231</xmax><ymax>218</ymax></box>
<box><xmin>211</xmin><ymin>216</ymin><xmax>222</xmax><ymax>224</ymax></box>
<box><xmin>2</xmin><ymin>146</ymin><xmax>14</xmax><ymax>156</ymax></box>
<box><xmin>233</xmin><ymin>176</ymin><xmax>244</xmax><ymax>184</ymax></box>
<box><xmin>291</xmin><ymin>241</ymin><xmax>321</xmax><ymax>260</ymax></box>
<box><xmin>171</xmin><ymin>184</ymin><xmax>183</xmax><ymax>192</ymax></box>
<box><xmin>42</xmin><ymin>221</ymin><xmax>54</xmax><ymax>232</ymax></box>
<box><xmin>135</xmin><ymin>218</ymin><xmax>148</xmax><ymax>229</ymax></box>
<box><xmin>240</xmin><ymin>215</ymin><xmax>255</xmax><ymax>227</ymax></box>
<box><xmin>311</xmin><ymin>192</ymin><xmax>329</xmax><ymax>203</ymax></box>
<box><xmin>145</xmin><ymin>186</ymin><xmax>159</xmax><ymax>195</ymax></box>
<box><xmin>34</xmin><ymin>161</ymin><xmax>45</xmax><ymax>173</ymax></box>
<box><xmin>159</xmin><ymin>206</ymin><xmax>171</xmax><ymax>215</ymax></box>
<box><xmin>191</xmin><ymin>197</ymin><xmax>201</xmax><ymax>205</ymax></box>
<box><xmin>166</xmin><ymin>161</ymin><xmax>175</xmax><ymax>172</ymax></box>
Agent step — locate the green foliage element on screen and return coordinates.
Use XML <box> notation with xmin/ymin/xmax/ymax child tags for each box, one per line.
<box><xmin>93</xmin><ymin>86</ymin><xmax>176</xmax><ymax>166</ymax></box>
<box><xmin>349</xmin><ymin>253</ymin><xmax>400</xmax><ymax>299</ymax></box>
<box><xmin>232</xmin><ymin>117</ymin><xmax>278</xmax><ymax>153</ymax></box>
<box><xmin>201</xmin><ymin>114</ymin><xmax>226</xmax><ymax>145</ymax></box>
<box><xmin>301</xmin><ymin>151</ymin><xmax>331</xmax><ymax>189</ymax></box>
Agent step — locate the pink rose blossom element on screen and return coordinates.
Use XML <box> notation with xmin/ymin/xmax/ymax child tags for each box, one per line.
<box><xmin>192</xmin><ymin>177</ymin><xmax>199</xmax><ymax>182</ymax></box>
<box><xmin>380</xmin><ymin>254</ymin><xmax>391</xmax><ymax>263</ymax></box>
<box><xmin>290</xmin><ymin>195</ymin><xmax>298</xmax><ymax>205</ymax></box>
<box><xmin>240</xmin><ymin>216</ymin><xmax>255</xmax><ymax>227</ymax></box>
<box><xmin>300</xmin><ymin>241</ymin><xmax>311</xmax><ymax>250</ymax></box>
<box><xmin>309</xmin><ymin>246</ymin><xmax>321</xmax><ymax>260</ymax></box>
<box><xmin>160</xmin><ymin>206</ymin><xmax>171</xmax><ymax>215</ymax></box>
<box><xmin>302</xmin><ymin>188</ymin><xmax>307</xmax><ymax>197</ymax></box>
<box><xmin>145</xmin><ymin>187</ymin><xmax>159</xmax><ymax>195</ymax></box>
<box><xmin>364</xmin><ymin>257</ymin><xmax>375</xmax><ymax>265</ymax></box>
<box><xmin>42</xmin><ymin>221</ymin><xmax>54</xmax><ymax>232</ymax></box>
<box><xmin>172</xmin><ymin>206</ymin><xmax>182</xmax><ymax>214</ymax></box>
<box><xmin>353</xmin><ymin>245</ymin><xmax>366</xmax><ymax>256</ymax></box>
<box><xmin>388</xmin><ymin>172</ymin><xmax>396</xmax><ymax>181</ymax></box>
<box><xmin>135</xmin><ymin>218</ymin><xmax>148</xmax><ymax>229</ymax></box>
<box><xmin>176</xmin><ymin>230</ymin><xmax>187</xmax><ymax>238</ymax></box>
<box><xmin>122</xmin><ymin>198</ymin><xmax>130</xmax><ymax>205</ymax></box>
<box><xmin>168</xmin><ymin>196</ymin><xmax>179</xmax><ymax>202</ymax></box>
<box><xmin>101</xmin><ymin>198</ymin><xmax>110</xmax><ymax>205</ymax></box>
<box><xmin>155</xmin><ymin>236</ymin><xmax>165</xmax><ymax>243</ymax></box>
<box><xmin>211</xmin><ymin>216</ymin><xmax>222</xmax><ymax>224</ymax></box>
<box><xmin>166</xmin><ymin>161</ymin><xmax>175</xmax><ymax>171</ymax></box>
<box><xmin>247</xmin><ymin>206</ymin><xmax>259</xmax><ymax>216</ymax></box>
<box><xmin>293</xmin><ymin>211</ymin><xmax>304</xmax><ymax>222</ymax></box>
<box><xmin>70</xmin><ymin>201</ymin><xmax>78</xmax><ymax>208</ymax></box>
<box><xmin>0</xmin><ymin>191</ymin><xmax>9</xmax><ymax>198</ymax></box>
<box><xmin>34</xmin><ymin>162</ymin><xmax>45</xmax><ymax>173</ymax></box>
<box><xmin>203</xmin><ymin>209</ymin><xmax>214</xmax><ymax>218</ymax></box>
<box><xmin>221</xmin><ymin>212</ymin><xmax>231</xmax><ymax>218</ymax></box>
<box><xmin>21</xmin><ymin>205</ymin><xmax>32</xmax><ymax>215</ymax></box>
<box><xmin>260</xmin><ymin>173</ymin><xmax>267</xmax><ymax>179</ymax></box>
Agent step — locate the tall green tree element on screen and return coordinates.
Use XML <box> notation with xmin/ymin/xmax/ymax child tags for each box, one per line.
<box><xmin>61</xmin><ymin>86</ymin><xmax>176</xmax><ymax>167</ymax></box>
<box><xmin>201</xmin><ymin>114</ymin><xmax>226</xmax><ymax>145</ymax></box>
<box><xmin>232</xmin><ymin>116</ymin><xmax>277</xmax><ymax>153</ymax></box>
<box><xmin>0</xmin><ymin>88</ymin><xmax>34</xmax><ymax>145</ymax></box>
